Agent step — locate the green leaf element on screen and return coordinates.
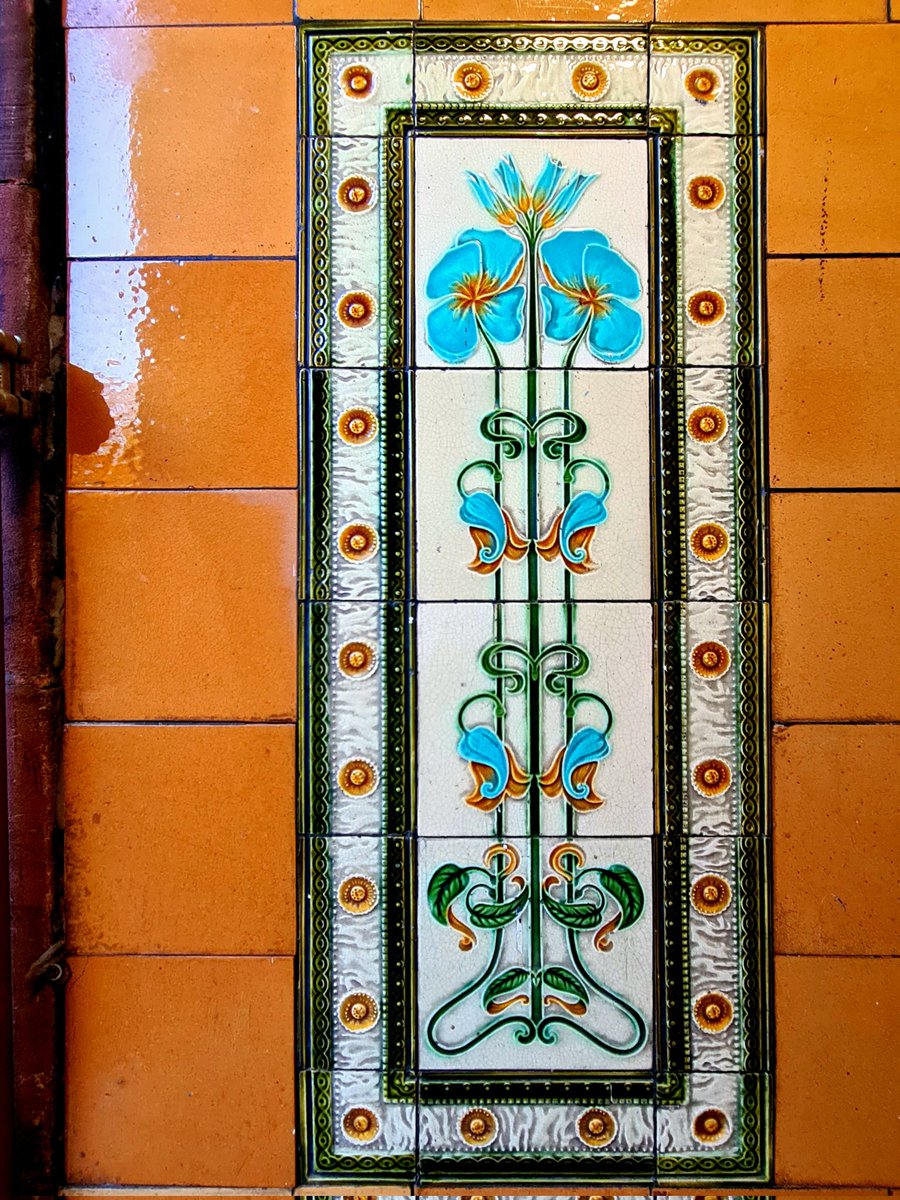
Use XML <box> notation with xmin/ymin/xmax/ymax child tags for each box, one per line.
<box><xmin>541</xmin><ymin>889</ymin><xmax>605</xmax><ymax>930</ymax></box>
<box><xmin>483</xmin><ymin>967</ymin><xmax>529</xmax><ymax>1009</ymax></box>
<box><xmin>427</xmin><ymin>863</ymin><xmax>471</xmax><ymax>925</ymax></box>
<box><xmin>597</xmin><ymin>864</ymin><xmax>645</xmax><ymax>929</ymax></box>
<box><xmin>542</xmin><ymin>965</ymin><xmax>589</xmax><ymax>1005</ymax></box>
<box><xmin>467</xmin><ymin>885</ymin><xmax>529</xmax><ymax>928</ymax></box>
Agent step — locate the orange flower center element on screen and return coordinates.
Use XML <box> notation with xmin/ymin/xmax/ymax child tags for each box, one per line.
<box><xmin>573</xmin><ymin>279</ymin><xmax>611</xmax><ymax>319</ymax></box>
<box><xmin>452</xmin><ymin>272</ymin><xmax>500</xmax><ymax>314</ymax></box>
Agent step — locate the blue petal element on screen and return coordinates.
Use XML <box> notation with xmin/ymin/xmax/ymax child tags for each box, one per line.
<box><xmin>480</xmin><ymin>285</ymin><xmax>525</xmax><ymax>345</ymax></box>
<box><xmin>425</xmin><ymin>241</ymin><xmax>481</xmax><ymax>301</ymax></box>
<box><xmin>562</xmin><ymin>726</ymin><xmax>610</xmax><ymax>800</ymax></box>
<box><xmin>544</xmin><ymin>172</ymin><xmax>597</xmax><ymax>225</ymax></box>
<box><xmin>540</xmin><ymin>229</ymin><xmax>609</xmax><ymax>291</ymax></box>
<box><xmin>458</xmin><ymin>228</ymin><xmax>524</xmax><ymax>289</ymax></box>
<box><xmin>540</xmin><ymin>285</ymin><xmax>585</xmax><ymax>344</ymax></box>
<box><xmin>466</xmin><ymin>171</ymin><xmax>502</xmax><ymax>218</ymax></box>
<box><xmin>458</xmin><ymin>726</ymin><xmax>509</xmax><ymax>800</ymax></box>
<box><xmin>587</xmin><ymin>298</ymin><xmax>644</xmax><ymax>364</ymax></box>
<box><xmin>583</xmin><ymin>244</ymin><xmax>642</xmax><ymax>302</ymax></box>
<box><xmin>495</xmin><ymin>156</ymin><xmax>527</xmax><ymax>208</ymax></box>
<box><xmin>459</xmin><ymin>491</ymin><xmax>507</xmax><ymax>564</ymax></box>
<box><xmin>426</xmin><ymin>297</ymin><xmax>478</xmax><ymax>364</ymax></box>
<box><xmin>560</xmin><ymin>491</ymin><xmax>608</xmax><ymax>562</ymax></box>
<box><xmin>532</xmin><ymin>156</ymin><xmax>564</xmax><ymax>209</ymax></box>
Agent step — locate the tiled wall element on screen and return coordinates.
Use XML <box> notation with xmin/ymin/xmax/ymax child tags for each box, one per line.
<box><xmin>62</xmin><ymin>0</ymin><xmax>899</xmax><ymax>1195</ymax></box>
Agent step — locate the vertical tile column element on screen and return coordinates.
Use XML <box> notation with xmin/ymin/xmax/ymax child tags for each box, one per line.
<box><xmin>63</xmin><ymin>13</ymin><xmax>298</xmax><ymax>1190</ymax></box>
<box><xmin>766</xmin><ymin>23</ymin><xmax>900</xmax><ymax>1190</ymax></box>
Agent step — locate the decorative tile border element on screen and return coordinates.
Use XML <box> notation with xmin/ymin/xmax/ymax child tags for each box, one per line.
<box><xmin>300</xmin><ymin>24</ymin><xmax>769</xmax><ymax>1188</ymax></box>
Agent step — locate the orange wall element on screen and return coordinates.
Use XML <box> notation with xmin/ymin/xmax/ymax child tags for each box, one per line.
<box><xmin>62</xmin><ymin>0</ymin><xmax>900</xmax><ymax>1193</ymax></box>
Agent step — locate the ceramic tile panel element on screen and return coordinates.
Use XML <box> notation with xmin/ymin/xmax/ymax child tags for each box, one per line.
<box><xmin>300</xmin><ymin>25</ymin><xmax>769</xmax><ymax>1188</ymax></box>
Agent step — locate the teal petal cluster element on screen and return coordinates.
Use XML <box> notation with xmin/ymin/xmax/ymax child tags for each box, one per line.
<box><xmin>467</xmin><ymin>154</ymin><xmax>596</xmax><ymax>234</ymax></box>
<box><xmin>561</xmin><ymin>727</ymin><xmax>610</xmax><ymax>801</ymax></box>
<box><xmin>425</xmin><ymin>228</ymin><xmax>525</xmax><ymax>364</ymax></box>
<box><xmin>540</xmin><ymin>229</ymin><xmax>644</xmax><ymax>363</ymax></box>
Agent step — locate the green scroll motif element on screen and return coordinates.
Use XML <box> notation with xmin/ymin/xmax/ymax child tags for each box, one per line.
<box><xmin>423</xmin><ymin>156</ymin><xmax>649</xmax><ymax>1059</ymax></box>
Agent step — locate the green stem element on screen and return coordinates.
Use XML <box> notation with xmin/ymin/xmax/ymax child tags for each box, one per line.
<box><xmin>524</xmin><ymin>232</ymin><xmax>543</xmax><ymax>1025</ymax></box>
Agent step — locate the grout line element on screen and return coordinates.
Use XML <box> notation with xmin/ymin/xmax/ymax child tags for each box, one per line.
<box><xmin>66</xmin><ymin>485</ymin><xmax>300</xmax><ymax>494</ymax></box>
<box><xmin>769</xmin><ymin>486</ymin><xmax>900</xmax><ymax>494</ymax></box>
<box><xmin>67</xmin><ymin>254</ymin><xmax>297</xmax><ymax>264</ymax></box>
<box><xmin>772</xmin><ymin>717</ymin><xmax>900</xmax><ymax>726</ymax></box>
<box><xmin>767</xmin><ymin>251</ymin><xmax>900</xmax><ymax>260</ymax></box>
<box><xmin>65</xmin><ymin>719</ymin><xmax>298</xmax><ymax>727</ymax></box>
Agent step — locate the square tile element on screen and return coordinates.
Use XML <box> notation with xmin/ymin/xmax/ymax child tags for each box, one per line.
<box><xmin>416</xmin><ymin>602</ymin><xmax>654</xmax><ymax>839</ymax></box>
<box><xmin>66</xmin><ymin>490</ymin><xmax>297</xmax><ymax>720</ymax></box>
<box><xmin>767</xmin><ymin>24</ymin><xmax>900</xmax><ymax>254</ymax></box>
<box><xmin>64</xmin><ymin>724</ymin><xmax>296</xmax><ymax>954</ymax></box>
<box><xmin>418</xmin><ymin>835</ymin><xmax>653</xmax><ymax>1074</ymax></box>
<box><xmin>771</xmin><ymin>493</ymin><xmax>900</xmax><ymax>721</ymax></box>
<box><xmin>415</xmin><ymin>369</ymin><xmax>652</xmax><ymax>602</ymax></box>
<box><xmin>67</xmin><ymin>260</ymin><xmax>298</xmax><ymax>488</ymax></box>
<box><xmin>414</xmin><ymin>134</ymin><xmax>651</xmax><ymax>372</ymax></box>
<box><xmin>67</xmin><ymin>26</ymin><xmax>297</xmax><ymax>257</ymax></box>
<box><xmin>66</xmin><ymin>956</ymin><xmax>294</xmax><ymax>1187</ymax></box>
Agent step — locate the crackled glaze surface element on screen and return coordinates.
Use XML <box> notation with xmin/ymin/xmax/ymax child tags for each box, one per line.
<box><xmin>300</xmin><ymin>25</ymin><xmax>768</xmax><ymax>1187</ymax></box>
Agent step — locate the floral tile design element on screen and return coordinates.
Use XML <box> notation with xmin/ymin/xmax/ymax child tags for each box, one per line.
<box><xmin>300</xmin><ymin>24</ymin><xmax>769</xmax><ymax>1189</ymax></box>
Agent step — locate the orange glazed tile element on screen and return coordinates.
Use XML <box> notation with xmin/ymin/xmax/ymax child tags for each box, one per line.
<box><xmin>771</xmin><ymin>493</ymin><xmax>900</xmax><ymax>722</ymax></box>
<box><xmin>65</xmin><ymin>724</ymin><xmax>296</xmax><ymax>954</ymax></box>
<box><xmin>422</xmin><ymin>0</ymin><xmax>652</xmax><ymax>20</ymax></box>
<box><xmin>65</xmin><ymin>0</ymin><xmax>292</xmax><ymax>22</ymax></box>
<box><xmin>65</xmin><ymin>956</ymin><xmax>294</xmax><ymax>1187</ymax></box>
<box><xmin>769</xmin><ymin>259</ymin><xmax>900</xmax><ymax>489</ymax></box>
<box><xmin>65</xmin><ymin>490</ymin><xmax>297</xmax><ymax>720</ymax></box>
<box><xmin>67</xmin><ymin>26</ymin><xmax>296</xmax><ymax>257</ymax></box>
<box><xmin>773</xmin><ymin>725</ymin><xmax>900</xmax><ymax>956</ymax></box>
<box><xmin>658</xmin><ymin>0</ymin><xmax>881</xmax><ymax>17</ymax></box>
<box><xmin>776</xmin><ymin>957</ymin><xmax>900</xmax><ymax>1186</ymax></box>
<box><xmin>67</xmin><ymin>260</ymin><xmax>297</xmax><ymax>489</ymax></box>
<box><xmin>298</xmin><ymin>0</ymin><xmax>418</xmax><ymax>14</ymax></box>
<box><xmin>767</xmin><ymin>25</ymin><xmax>900</xmax><ymax>254</ymax></box>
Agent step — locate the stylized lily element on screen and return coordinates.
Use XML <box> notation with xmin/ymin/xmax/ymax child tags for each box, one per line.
<box><xmin>459</xmin><ymin>490</ymin><xmax>528</xmax><ymax>574</ymax></box>
<box><xmin>467</xmin><ymin>155</ymin><xmax>595</xmax><ymax>236</ymax></box>
<box><xmin>458</xmin><ymin>725</ymin><xmax>529</xmax><ymax>813</ymax></box>
<box><xmin>537</xmin><ymin>490</ymin><xmax>608</xmax><ymax>574</ymax></box>
<box><xmin>540</xmin><ymin>726</ymin><xmax>610</xmax><ymax>812</ymax></box>
<box><xmin>425</xmin><ymin>229</ymin><xmax>525</xmax><ymax>364</ymax></box>
<box><xmin>540</xmin><ymin>229</ymin><xmax>644</xmax><ymax>363</ymax></box>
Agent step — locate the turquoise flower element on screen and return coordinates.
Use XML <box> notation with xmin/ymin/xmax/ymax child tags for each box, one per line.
<box><xmin>425</xmin><ymin>229</ymin><xmax>525</xmax><ymax>364</ymax></box>
<box><xmin>458</xmin><ymin>726</ymin><xmax>529</xmax><ymax>813</ymax></box>
<box><xmin>467</xmin><ymin>155</ymin><xmax>595</xmax><ymax>232</ymax></box>
<box><xmin>536</xmin><ymin>489</ymin><xmax>608</xmax><ymax>574</ymax></box>
<box><xmin>540</xmin><ymin>726</ymin><xmax>610</xmax><ymax>812</ymax></box>
<box><xmin>459</xmin><ymin>491</ymin><xmax>528</xmax><ymax>575</ymax></box>
<box><xmin>539</xmin><ymin>230</ymin><xmax>644</xmax><ymax>363</ymax></box>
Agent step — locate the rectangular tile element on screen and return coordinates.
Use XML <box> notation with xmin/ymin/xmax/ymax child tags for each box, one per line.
<box><xmin>65</xmin><ymin>0</ymin><xmax>293</xmax><ymax>22</ymax></box>
<box><xmin>773</xmin><ymin>725</ymin><xmax>900</xmax><ymax>955</ymax></box>
<box><xmin>67</xmin><ymin>260</ymin><xmax>298</xmax><ymax>489</ymax></box>
<box><xmin>66</xmin><ymin>490</ymin><xmax>297</xmax><ymax>720</ymax></box>
<box><xmin>66</xmin><ymin>956</ymin><xmax>294</xmax><ymax>1187</ymax></box>
<box><xmin>768</xmin><ymin>258</ymin><xmax>900</xmax><ymax>489</ymax></box>
<box><xmin>776</xmin><ymin>958</ymin><xmax>900</xmax><ymax>1186</ymax></box>
<box><xmin>767</xmin><ymin>24</ymin><xmax>900</xmax><ymax>254</ymax></box>
<box><xmin>771</xmin><ymin>493</ymin><xmax>900</xmax><ymax>721</ymax></box>
<box><xmin>67</xmin><ymin>26</ymin><xmax>297</xmax><ymax>257</ymax></box>
<box><xmin>64</xmin><ymin>724</ymin><xmax>296</xmax><ymax>954</ymax></box>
